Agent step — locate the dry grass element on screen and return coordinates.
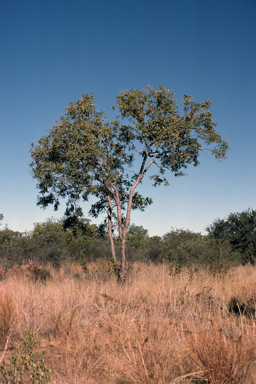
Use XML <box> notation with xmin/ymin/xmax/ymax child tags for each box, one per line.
<box><xmin>0</xmin><ymin>262</ymin><xmax>256</xmax><ymax>383</ymax></box>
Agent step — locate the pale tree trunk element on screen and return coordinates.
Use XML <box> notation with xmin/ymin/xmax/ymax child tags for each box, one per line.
<box><xmin>119</xmin><ymin>180</ymin><xmax>142</xmax><ymax>280</ymax></box>
<box><xmin>113</xmin><ymin>186</ymin><xmax>123</xmax><ymax>240</ymax></box>
<box><xmin>107</xmin><ymin>196</ymin><xmax>116</xmax><ymax>261</ymax></box>
<box><xmin>118</xmin><ymin>156</ymin><xmax>157</xmax><ymax>280</ymax></box>
<box><xmin>111</xmin><ymin>154</ymin><xmax>157</xmax><ymax>281</ymax></box>
<box><xmin>120</xmin><ymin>237</ymin><xmax>126</xmax><ymax>280</ymax></box>
<box><xmin>112</xmin><ymin>187</ymin><xmax>126</xmax><ymax>280</ymax></box>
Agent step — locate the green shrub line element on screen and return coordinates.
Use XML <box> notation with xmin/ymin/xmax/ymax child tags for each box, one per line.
<box><xmin>0</xmin><ymin>209</ymin><xmax>255</xmax><ymax>273</ymax></box>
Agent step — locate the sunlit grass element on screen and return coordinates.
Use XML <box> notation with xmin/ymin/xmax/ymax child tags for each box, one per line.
<box><xmin>0</xmin><ymin>262</ymin><xmax>256</xmax><ymax>383</ymax></box>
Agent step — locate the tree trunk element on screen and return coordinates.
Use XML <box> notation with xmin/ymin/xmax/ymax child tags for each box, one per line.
<box><xmin>117</xmin><ymin>175</ymin><xmax>145</xmax><ymax>281</ymax></box>
<box><xmin>107</xmin><ymin>196</ymin><xmax>116</xmax><ymax>261</ymax></box>
<box><xmin>120</xmin><ymin>236</ymin><xmax>126</xmax><ymax>280</ymax></box>
<box><xmin>108</xmin><ymin>222</ymin><xmax>116</xmax><ymax>261</ymax></box>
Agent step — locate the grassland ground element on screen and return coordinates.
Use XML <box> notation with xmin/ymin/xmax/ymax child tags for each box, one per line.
<box><xmin>0</xmin><ymin>261</ymin><xmax>256</xmax><ymax>383</ymax></box>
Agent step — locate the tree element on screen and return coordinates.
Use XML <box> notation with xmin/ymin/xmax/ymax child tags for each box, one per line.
<box><xmin>30</xmin><ymin>85</ymin><xmax>229</xmax><ymax>279</ymax></box>
<box><xmin>162</xmin><ymin>228</ymin><xmax>200</xmax><ymax>260</ymax></box>
<box><xmin>0</xmin><ymin>227</ymin><xmax>25</xmax><ymax>265</ymax></box>
<box><xmin>206</xmin><ymin>209</ymin><xmax>256</xmax><ymax>264</ymax></box>
<box><xmin>146</xmin><ymin>235</ymin><xmax>163</xmax><ymax>263</ymax></box>
<box><xmin>127</xmin><ymin>224</ymin><xmax>149</xmax><ymax>250</ymax></box>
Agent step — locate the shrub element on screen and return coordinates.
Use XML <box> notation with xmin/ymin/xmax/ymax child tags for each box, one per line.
<box><xmin>87</xmin><ymin>257</ymin><xmax>133</xmax><ymax>281</ymax></box>
<box><xmin>29</xmin><ymin>264</ymin><xmax>52</xmax><ymax>283</ymax></box>
<box><xmin>78</xmin><ymin>238</ymin><xmax>112</xmax><ymax>263</ymax></box>
<box><xmin>206</xmin><ymin>209</ymin><xmax>256</xmax><ymax>265</ymax></box>
<box><xmin>76</xmin><ymin>250</ymin><xmax>88</xmax><ymax>274</ymax></box>
<box><xmin>0</xmin><ymin>328</ymin><xmax>52</xmax><ymax>383</ymax></box>
<box><xmin>38</xmin><ymin>244</ymin><xmax>70</xmax><ymax>267</ymax></box>
<box><xmin>96</xmin><ymin>257</ymin><xmax>121</xmax><ymax>279</ymax></box>
<box><xmin>168</xmin><ymin>236</ymin><xmax>240</xmax><ymax>276</ymax></box>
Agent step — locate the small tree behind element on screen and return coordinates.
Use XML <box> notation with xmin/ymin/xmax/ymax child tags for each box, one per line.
<box><xmin>30</xmin><ymin>85</ymin><xmax>229</xmax><ymax>279</ymax></box>
<box><xmin>206</xmin><ymin>209</ymin><xmax>256</xmax><ymax>264</ymax></box>
<box><xmin>127</xmin><ymin>224</ymin><xmax>149</xmax><ymax>250</ymax></box>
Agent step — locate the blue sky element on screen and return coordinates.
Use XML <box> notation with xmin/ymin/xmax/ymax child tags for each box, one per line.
<box><xmin>1</xmin><ymin>0</ymin><xmax>255</xmax><ymax>236</ymax></box>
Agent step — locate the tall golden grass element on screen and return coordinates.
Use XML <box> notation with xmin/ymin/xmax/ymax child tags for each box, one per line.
<box><xmin>0</xmin><ymin>261</ymin><xmax>256</xmax><ymax>383</ymax></box>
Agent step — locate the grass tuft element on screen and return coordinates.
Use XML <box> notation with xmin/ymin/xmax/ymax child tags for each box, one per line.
<box><xmin>185</xmin><ymin>320</ymin><xmax>256</xmax><ymax>383</ymax></box>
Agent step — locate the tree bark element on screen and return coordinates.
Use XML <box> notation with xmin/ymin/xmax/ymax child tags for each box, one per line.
<box><xmin>107</xmin><ymin>195</ymin><xmax>116</xmax><ymax>261</ymax></box>
<box><xmin>120</xmin><ymin>236</ymin><xmax>126</xmax><ymax>279</ymax></box>
<box><xmin>119</xmin><ymin>180</ymin><xmax>142</xmax><ymax>280</ymax></box>
<box><xmin>113</xmin><ymin>186</ymin><xmax>123</xmax><ymax>240</ymax></box>
<box><xmin>117</xmin><ymin>156</ymin><xmax>157</xmax><ymax>281</ymax></box>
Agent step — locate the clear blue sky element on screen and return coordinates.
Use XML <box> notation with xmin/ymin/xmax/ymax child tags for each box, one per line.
<box><xmin>1</xmin><ymin>0</ymin><xmax>255</xmax><ymax>236</ymax></box>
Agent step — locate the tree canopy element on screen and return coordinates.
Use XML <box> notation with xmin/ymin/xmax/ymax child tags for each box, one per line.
<box><xmin>30</xmin><ymin>85</ymin><xmax>229</xmax><ymax>278</ymax></box>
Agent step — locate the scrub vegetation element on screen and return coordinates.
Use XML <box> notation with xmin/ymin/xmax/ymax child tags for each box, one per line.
<box><xmin>0</xmin><ymin>208</ymin><xmax>256</xmax><ymax>383</ymax></box>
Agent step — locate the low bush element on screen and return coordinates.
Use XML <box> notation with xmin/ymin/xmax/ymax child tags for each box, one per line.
<box><xmin>29</xmin><ymin>264</ymin><xmax>52</xmax><ymax>283</ymax></box>
<box><xmin>87</xmin><ymin>257</ymin><xmax>133</xmax><ymax>281</ymax></box>
<box><xmin>168</xmin><ymin>236</ymin><xmax>240</xmax><ymax>277</ymax></box>
<box><xmin>0</xmin><ymin>328</ymin><xmax>51</xmax><ymax>383</ymax></box>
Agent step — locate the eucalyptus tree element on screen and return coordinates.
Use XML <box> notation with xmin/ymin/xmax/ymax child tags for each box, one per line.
<box><xmin>30</xmin><ymin>85</ymin><xmax>228</xmax><ymax>279</ymax></box>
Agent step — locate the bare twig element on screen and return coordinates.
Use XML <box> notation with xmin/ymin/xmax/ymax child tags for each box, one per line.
<box><xmin>170</xmin><ymin>370</ymin><xmax>205</xmax><ymax>383</ymax></box>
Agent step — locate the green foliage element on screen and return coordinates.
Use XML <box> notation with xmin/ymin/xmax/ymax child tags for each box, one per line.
<box><xmin>206</xmin><ymin>209</ymin><xmax>256</xmax><ymax>264</ymax></box>
<box><xmin>0</xmin><ymin>216</ymin><xmax>106</xmax><ymax>269</ymax></box>
<box><xmin>162</xmin><ymin>229</ymin><xmax>201</xmax><ymax>276</ymax></box>
<box><xmin>116</xmin><ymin>87</ymin><xmax>228</xmax><ymax>181</ymax></box>
<box><xmin>127</xmin><ymin>224</ymin><xmax>149</xmax><ymax>250</ymax></box>
<box><xmin>162</xmin><ymin>228</ymin><xmax>199</xmax><ymax>258</ymax></box>
<box><xmin>62</xmin><ymin>216</ymin><xmax>99</xmax><ymax>240</ymax></box>
<box><xmin>146</xmin><ymin>235</ymin><xmax>162</xmax><ymax>262</ymax></box>
<box><xmin>166</xmin><ymin>231</ymin><xmax>240</xmax><ymax>276</ymax></box>
<box><xmin>0</xmin><ymin>328</ymin><xmax>51</xmax><ymax>383</ymax></box>
<box><xmin>76</xmin><ymin>250</ymin><xmax>88</xmax><ymax>273</ymax></box>
<box><xmin>78</xmin><ymin>238</ymin><xmax>112</xmax><ymax>263</ymax></box>
<box><xmin>0</xmin><ymin>219</ymin><xmax>68</xmax><ymax>267</ymax></box>
<box><xmin>31</xmin><ymin>219</ymin><xmax>66</xmax><ymax>250</ymax></box>
<box><xmin>125</xmin><ymin>230</ymin><xmax>163</xmax><ymax>263</ymax></box>
<box><xmin>0</xmin><ymin>228</ymin><xmax>25</xmax><ymax>267</ymax></box>
<box><xmin>96</xmin><ymin>257</ymin><xmax>121</xmax><ymax>275</ymax></box>
<box><xmin>88</xmin><ymin>257</ymin><xmax>133</xmax><ymax>281</ymax></box>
